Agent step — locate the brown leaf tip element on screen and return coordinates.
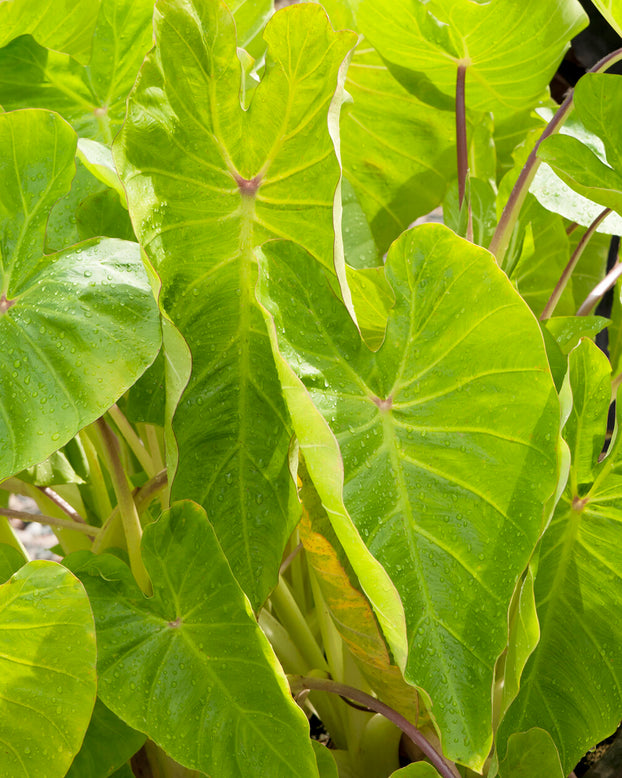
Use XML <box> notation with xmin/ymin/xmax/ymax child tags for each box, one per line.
<box><xmin>235</xmin><ymin>174</ymin><xmax>262</xmax><ymax>197</ymax></box>
<box><xmin>372</xmin><ymin>395</ymin><xmax>392</xmax><ymax>411</ymax></box>
<box><xmin>0</xmin><ymin>294</ymin><xmax>14</xmax><ymax>314</ymax></box>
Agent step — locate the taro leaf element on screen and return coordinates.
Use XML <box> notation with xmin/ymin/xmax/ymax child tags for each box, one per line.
<box><xmin>0</xmin><ymin>0</ymin><xmax>100</xmax><ymax>64</ymax></box>
<box><xmin>0</xmin><ymin>543</ymin><xmax>26</xmax><ymax>582</ymax></box>
<box><xmin>341</xmin><ymin>179</ymin><xmax>381</xmax><ymax>269</ymax></box>
<box><xmin>609</xmin><ymin>278</ymin><xmax>622</xmax><ymax>376</ymax></box>
<box><xmin>498</xmin><ymin>340</ymin><xmax>622</xmax><ymax>773</ymax></box>
<box><xmin>18</xmin><ymin>450</ymin><xmax>84</xmax><ymax>487</ymax></box>
<box><xmin>0</xmin><ymin>0</ymin><xmax>156</xmax><ymax>142</ymax></box>
<box><xmin>70</xmin><ymin>502</ymin><xmax>320</xmax><ymax>778</ymax></box>
<box><xmin>537</xmin><ymin>135</ymin><xmax>622</xmax><ymax>215</ymax></box>
<box><xmin>357</xmin><ymin>0</ymin><xmax>587</xmax><ymax>118</ymax></box>
<box><xmin>0</xmin><ymin>110</ymin><xmax>161</xmax><ymax>482</ymax></box>
<box><xmin>66</xmin><ymin>698</ymin><xmax>146</xmax><ymax>778</ymax></box>
<box><xmin>340</xmin><ymin>43</ymin><xmax>455</xmax><ymax>254</ymax></box>
<box><xmin>538</xmin><ymin>75</ymin><xmax>622</xmax><ymax>220</ymax></box>
<box><xmin>543</xmin><ymin>316</ymin><xmax>609</xmax><ymax>355</ymax></box>
<box><xmin>389</xmin><ymin>764</ymin><xmax>442</xmax><ymax>777</ymax></box>
<box><xmin>312</xmin><ymin>741</ymin><xmax>339</xmax><ymax>778</ymax></box>
<box><xmin>115</xmin><ymin>0</ymin><xmax>357</xmax><ymax>607</ymax></box>
<box><xmin>497</xmin><ymin>729</ymin><xmax>564</xmax><ymax>778</ymax></box>
<box><xmin>258</xmin><ymin>224</ymin><xmax>559</xmax><ymax>769</ymax></box>
<box><xmin>591</xmin><ymin>0</ymin><xmax>622</xmax><ymax>37</ymax></box>
<box><xmin>299</xmin><ymin>468</ymin><xmax>420</xmax><ymax>724</ymax></box>
<box><xmin>0</xmin><ymin>561</ymin><xmax>96</xmax><ymax>778</ymax></box>
<box><xmin>76</xmin><ymin>190</ymin><xmax>135</xmax><ymax>242</ymax></box>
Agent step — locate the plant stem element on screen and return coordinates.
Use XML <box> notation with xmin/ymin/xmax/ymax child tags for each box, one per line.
<box><xmin>270</xmin><ymin>576</ymin><xmax>329</xmax><ymax>673</ymax></box>
<box><xmin>456</xmin><ymin>63</ymin><xmax>468</xmax><ymax>209</ymax></box>
<box><xmin>0</xmin><ymin>507</ymin><xmax>100</xmax><ymax>537</ymax></box>
<box><xmin>489</xmin><ymin>46</ymin><xmax>622</xmax><ymax>266</ymax></box>
<box><xmin>290</xmin><ymin>676</ymin><xmax>458</xmax><ymax>778</ymax></box>
<box><xmin>540</xmin><ymin>207</ymin><xmax>611</xmax><ymax>320</ymax></box>
<box><xmin>108</xmin><ymin>404</ymin><xmax>157</xmax><ymax>477</ymax></box>
<box><xmin>92</xmin><ymin>468</ymin><xmax>168</xmax><ymax>554</ymax></box>
<box><xmin>36</xmin><ymin>486</ymin><xmax>86</xmax><ymax>524</ymax></box>
<box><xmin>95</xmin><ymin>419</ymin><xmax>151</xmax><ymax>594</ymax></box>
<box><xmin>576</xmin><ymin>260</ymin><xmax>622</xmax><ymax>316</ymax></box>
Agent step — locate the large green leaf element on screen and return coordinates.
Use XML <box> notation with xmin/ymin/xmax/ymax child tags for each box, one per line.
<box><xmin>115</xmin><ymin>0</ymin><xmax>357</xmax><ymax>606</ymax></box>
<box><xmin>591</xmin><ymin>0</ymin><xmax>622</xmax><ymax>36</ymax></box>
<box><xmin>0</xmin><ymin>561</ymin><xmax>96</xmax><ymax>777</ymax></box>
<box><xmin>497</xmin><ymin>729</ymin><xmax>564</xmax><ymax>778</ymax></box>
<box><xmin>538</xmin><ymin>75</ymin><xmax>622</xmax><ymax>220</ymax></box>
<box><xmin>0</xmin><ymin>0</ymin><xmax>155</xmax><ymax>144</ymax></box>
<box><xmin>258</xmin><ymin>224</ymin><xmax>559</xmax><ymax>769</ymax></box>
<box><xmin>66</xmin><ymin>698</ymin><xmax>146</xmax><ymax>778</ymax></box>
<box><xmin>0</xmin><ymin>0</ymin><xmax>100</xmax><ymax>64</ymax></box>
<box><xmin>340</xmin><ymin>42</ymin><xmax>454</xmax><ymax>254</ymax></box>
<box><xmin>357</xmin><ymin>0</ymin><xmax>587</xmax><ymax>118</ymax></box>
<box><xmin>0</xmin><ymin>109</ymin><xmax>161</xmax><ymax>481</ymax></box>
<box><xmin>498</xmin><ymin>339</ymin><xmax>622</xmax><ymax>773</ymax></box>
<box><xmin>70</xmin><ymin>501</ymin><xmax>320</xmax><ymax>778</ymax></box>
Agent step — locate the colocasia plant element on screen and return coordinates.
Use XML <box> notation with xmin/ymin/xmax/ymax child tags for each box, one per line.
<box><xmin>3</xmin><ymin>0</ymin><xmax>622</xmax><ymax>776</ymax></box>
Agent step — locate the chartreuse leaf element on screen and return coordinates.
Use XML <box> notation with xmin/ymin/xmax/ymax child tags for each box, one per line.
<box><xmin>543</xmin><ymin>316</ymin><xmax>609</xmax><ymax>355</ymax></box>
<box><xmin>299</xmin><ymin>470</ymin><xmax>420</xmax><ymax>724</ymax></box>
<box><xmin>0</xmin><ymin>543</ymin><xmax>26</xmax><ymax>582</ymax></box>
<box><xmin>390</xmin><ymin>764</ymin><xmax>441</xmax><ymax>777</ymax></box>
<box><xmin>312</xmin><ymin>741</ymin><xmax>339</xmax><ymax>778</ymax></box>
<box><xmin>357</xmin><ymin>0</ymin><xmax>587</xmax><ymax>118</ymax></box>
<box><xmin>498</xmin><ymin>339</ymin><xmax>622</xmax><ymax>773</ymax></box>
<box><xmin>497</xmin><ymin>729</ymin><xmax>564</xmax><ymax>778</ymax></box>
<box><xmin>70</xmin><ymin>502</ymin><xmax>319</xmax><ymax>778</ymax></box>
<box><xmin>0</xmin><ymin>0</ymin><xmax>155</xmax><ymax>143</ymax></box>
<box><xmin>115</xmin><ymin>0</ymin><xmax>357</xmax><ymax>607</ymax></box>
<box><xmin>591</xmin><ymin>0</ymin><xmax>622</xmax><ymax>36</ymax></box>
<box><xmin>0</xmin><ymin>561</ymin><xmax>96</xmax><ymax>777</ymax></box>
<box><xmin>0</xmin><ymin>0</ymin><xmax>100</xmax><ymax>64</ymax></box>
<box><xmin>258</xmin><ymin>223</ymin><xmax>559</xmax><ymax>769</ymax></box>
<box><xmin>0</xmin><ymin>110</ymin><xmax>161</xmax><ymax>482</ymax></box>
<box><xmin>339</xmin><ymin>42</ymin><xmax>454</xmax><ymax>254</ymax></box>
<box><xmin>66</xmin><ymin>698</ymin><xmax>145</xmax><ymax>778</ymax></box>
<box><xmin>538</xmin><ymin>75</ymin><xmax>622</xmax><ymax>218</ymax></box>
<box><xmin>609</xmin><ymin>279</ymin><xmax>622</xmax><ymax>376</ymax></box>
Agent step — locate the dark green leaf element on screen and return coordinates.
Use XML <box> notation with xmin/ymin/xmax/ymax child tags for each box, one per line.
<box><xmin>0</xmin><ymin>110</ymin><xmax>161</xmax><ymax>482</ymax></box>
<box><xmin>70</xmin><ymin>501</ymin><xmax>320</xmax><ymax>778</ymax></box>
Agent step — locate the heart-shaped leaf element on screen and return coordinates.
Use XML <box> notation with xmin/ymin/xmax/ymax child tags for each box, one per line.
<box><xmin>0</xmin><ymin>561</ymin><xmax>96</xmax><ymax>778</ymax></box>
<box><xmin>69</xmin><ymin>501</ymin><xmax>320</xmax><ymax>778</ymax></box>
<box><xmin>258</xmin><ymin>224</ymin><xmax>559</xmax><ymax>768</ymax></box>
<box><xmin>115</xmin><ymin>0</ymin><xmax>357</xmax><ymax>607</ymax></box>
<box><xmin>357</xmin><ymin>0</ymin><xmax>587</xmax><ymax>118</ymax></box>
<box><xmin>0</xmin><ymin>109</ymin><xmax>161</xmax><ymax>481</ymax></box>
<box><xmin>0</xmin><ymin>0</ymin><xmax>100</xmax><ymax>64</ymax></box>
<box><xmin>498</xmin><ymin>339</ymin><xmax>622</xmax><ymax>773</ymax></box>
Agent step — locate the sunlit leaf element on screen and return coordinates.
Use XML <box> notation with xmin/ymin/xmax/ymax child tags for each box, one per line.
<box><xmin>0</xmin><ymin>561</ymin><xmax>96</xmax><ymax>778</ymax></box>
<box><xmin>0</xmin><ymin>110</ymin><xmax>161</xmax><ymax>481</ymax></box>
<box><xmin>258</xmin><ymin>224</ymin><xmax>559</xmax><ymax>768</ymax></box>
<box><xmin>70</xmin><ymin>501</ymin><xmax>320</xmax><ymax>778</ymax></box>
<box><xmin>115</xmin><ymin>0</ymin><xmax>357</xmax><ymax>606</ymax></box>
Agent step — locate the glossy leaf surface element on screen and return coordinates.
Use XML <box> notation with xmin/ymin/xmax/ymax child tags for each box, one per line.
<box><xmin>116</xmin><ymin>0</ymin><xmax>356</xmax><ymax>606</ymax></box>
<box><xmin>357</xmin><ymin>0</ymin><xmax>587</xmax><ymax>118</ymax></box>
<box><xmin>0</xmin><ymin>561</ymin><xmax>96</xmax><ymax>777</ymax></box>
<box><xmin>72</xmin><ymin>502</ymin><xmax>319</xmax><ymax>778</ymax></box>
<box><xmin>0</xmin><ymin>110</ymin><xmax>161</xmax><ymax>481</ymax></box>
<box><xmin>259</xmin><ymin>224</ymin><xmax>559</xmax><ymax>768</ymax></box>
<box><xmin>0</xmin><ymin>0</ymin><xmax>155</xmax><ymax>143</ymax></box>
<box><xmin>497</xmin><ymin>729</ymin><xmax>564</xmax><ymax>778</ymax></box>
<box><xmin>499</xmin><ymin>340</ymin><xmax>622</xmax><ymax>773</ymax></box>
<box><xmin>66</xmin><ymin>698</ymin><xmax>146</xmax><ymax>778</ymax></box>
<box><xmin>0</xmin><ymin>0</ymin><xmax>99</xmax><ymax>64</ymax></box>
